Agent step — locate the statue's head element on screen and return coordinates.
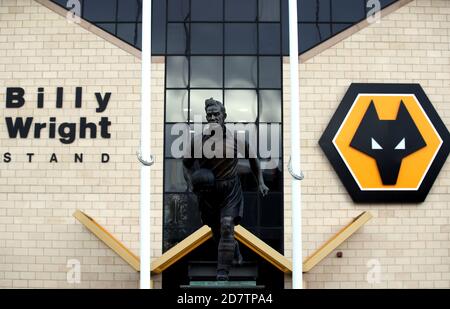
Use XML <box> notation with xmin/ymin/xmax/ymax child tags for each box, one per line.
<box><xmin>205</xmin><ymin>98</ymin><xmax>227</xmax><ymax>127</ymax></box>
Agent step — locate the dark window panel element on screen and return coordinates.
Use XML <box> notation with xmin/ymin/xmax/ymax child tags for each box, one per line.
<box><xmin>258</xmin><ymin>228</ymin><xmax>283</xmax><ymax>252</ymax></box>
<box><xmin>238</xmin><ymin>161</ymin><xmax>258</xmax><ymax>192</ymax></box>
<box><xmin>225</xmin><ymin>24</ymin><xmax>257</xmax><ymax>55</ymax></box>
<box><xmin>165</xmin><ymin>123</ymin><xmax>190</xmax><ymax>158</ymax></box>
<box><xmin>225</xmin><ymin>0</ymin><xmax>257</xmax><ymax>21</ymax></box>
<box><xmin>83</xmin><ymin>0</ymin><xmax>117</xmax><ymax>22</ymax></box>
<box><xmin>241</xmin><ymin>193</ymin><xmax>258</xmax><ymax>227</ymax></box>
<box><xmin>331</xmin><ymin>0</ymin><xmax>365</xmax><ymax>23</ymax></box>
<box><xmin>224</xmin><ymin>90</ymin><xmax>258</xmax><ymax>122</ymax></box>
<box><xmin>366</xmin><ymin>0</ymin><xmax>396</xmax><ymax>15</ymax></box>
<box><xmin>298</xmin><ymin>23</ymin><xmax>331</xmax><ymax>53</ymax></box>
<box><xmin>259</xmin><ymin>0</ymin><xmax>280</xmax><ymax>22</ymax></box>
<box><xmin>259</xmin><ymin>123</ymin><xmax>282</xmax><ymax>159</ymax></box>
<box><xmin>117</xmin><ymin>23</ymin><xmax>140</xmax><ymax>47</ymax></box>
<box><xmin>190</xmin><ymin>23</ymin><xmax>223</xmax><ymax>54</ymax></box>
<box><xmin>298</xmin><ymin>0</ymin><xmax>331</xmax><ymax>22</ymax></box>
<box><xmin>332</xmin><ymin>23</ymin><xmax>352</xmax><ymax>35</ymax></box>
<box><xmin>225</xmin><ymin>56</ymin><xmax>257</xmax><ymax>88</ymax></box>
<box><xmin>281</xmin><ymin>0</ymin><xmax>289</xmax><ymax>55</ymax></box>
<box><xmin>261</xmin><ymin>158</ymin><xmax>283</xmax><ymax>192</ymax></box>
<box><xmin>167</xmin><ymin>23</ymin><xmax>190</xmax><ymax>54</ymax></box>
<box><xmin>152</xmin><ymin>0</ymin><xmax>166</xmax><ymax>54</ymax></box>
<box><xmin>166</xmin><ymin>90</ymin><xmax>189</xmax><ymax>122</ymax></box>
<box><xmin>167</xmin><ymin>0</ymin><xmax>190</xmax><ymax>21</ymax></box>
<box><xmin>166</xmin><ymin>56</ymin><xmax>189</xmax><ymax>88</ymax></box>
<box><xmin>259</xmin><ymin>57</ymin><xmax>281</xmax><ymax>88</ymax></box>
<box><xmin>190</xmin><ymin>56</ymin><xmax>223</xmax><ymax>88</ymax></box>
<box><xmin>117</xmin><ymin>0</ymin><xmax>142</xmax><ymax>22</ymax></box>
<box><xmin>136</xmin><ymin>23</ymin><xmax>142</xmax><ymax>49</ymax></box>
<box><xmin>259</xmin><ymin>23</ymin><xmax>281</xmax><ymax>55</ymax></box>
<box><xmin>379</xmin><ymin>0</ymin><xmax>397</xmax><ymax>7</ymax></box>
<box><xmin>94</xmin><ymin>23</ymin><xmax>116</xmax><ymax>36</ymax></box>
<box><xmin>52</xmin><ymin>0</ymin><xmax>72</xmax><ymax>8</ymax></box>
<box><xmin>260</xmin><ymin>194</ymin><xmax>283</xmax><ymax>227</ymax></box>
<box><xmin>164</xmin><ymin>160</ymin><xmax>189</xmax><ymax>192</ymax></box>
<box><xmin>191</xmin><ymin>0</ymin><xmax>223</xmax><ymax>21</ymax></box>
<box><xmin>190</xmin><ymin>90</ymin><xmax>223</xmax><ymax>122</ymax></box>
<box><xmin>259</xmin><ymin>90</ymin><xmax>281</xmax><ymax>122</ymax></box>
<box><xmin>163</xmin><ymin>193</ymin><xmax>202</xmax><ymax>250</ymax></box>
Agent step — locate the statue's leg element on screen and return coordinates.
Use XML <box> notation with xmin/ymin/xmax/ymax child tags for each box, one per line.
<box><xmin>233</xmin><ymin>240</ymin><xmax>243</xmax><ymax>266</ymax></box>
<box><xmin>217</xmin><ymin>216</ymin><xmax>235</xmax><ymax>280</ymax></box>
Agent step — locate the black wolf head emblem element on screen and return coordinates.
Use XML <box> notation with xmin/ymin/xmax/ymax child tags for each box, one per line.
<box><xmin>350</xmin><ymin>101</ymin><xmax>427</xmax><ymax>185</ymax></box>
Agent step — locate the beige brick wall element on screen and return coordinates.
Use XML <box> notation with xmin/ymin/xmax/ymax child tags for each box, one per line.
<box><xmin>284</xmin><ymin>0</ymin><xmax>450</xmax><ymax>288</ymax></box>
<box><xmin>0</xmin><ymin>0</ymin><xmax>164</xmax><ymax>288</ymax></box>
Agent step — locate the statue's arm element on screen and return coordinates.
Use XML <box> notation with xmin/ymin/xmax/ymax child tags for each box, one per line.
<box><xmin>249</xmin><ymin>157</ymin><xmax>269</xmax><ymax>197</ymax></box>
<box><xmin>182</xmin><ymin>158</ymin><xmax>194</xmax><ymax>192</ymax></box>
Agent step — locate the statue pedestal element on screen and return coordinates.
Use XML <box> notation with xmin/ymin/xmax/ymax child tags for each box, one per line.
<box><xmin>181</xmin><ymin>261</ymin><xmax>264</xmax><ymax>289</ymax></box>
<box><xmin>181</xmin><ymin>280</ymin><xmax>264</xmax><ymax>289</ymax></box>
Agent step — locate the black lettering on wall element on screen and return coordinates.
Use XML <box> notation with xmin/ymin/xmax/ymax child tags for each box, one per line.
<box><xmin>58</xmin><ymin>122</ymin><xmax>76</xmax><ymax>144</ymax></box>
<box><xmin>37</xmin><ymin>88</ymin><xmax>44</xmax><ymax>108</ymax></box>
<box><xmin>75</xmin><ymin>87</ymin><xmax>82</xmax><ymax>108</ymax></box>
<box><xmin>6</xmin><ymin>88</ymin><xmax>25</xmax><ymax>108</ymax></box>
<box><xmin>75</xmin><ymin>153</ymin><xmax>83</xmax><ymax>163</ymax></box>
<box><xmin>99</xmin><ymin>117</ymin><xmax>112</xmax><ymax>139</ymax></box>
<box><xmin>3</xmin><ymin>152</ymin><xmax>11</xmax><ymax>163</ymax></box>
<box><xmin>5</xmin><ymin>117</ymin><xmax>33</xmax><ymax>138</ymax></box>
<box><xmin>56</xmin><ymin>87</ymin><xmax>64</xmax><ymax>108</ymax></box>
<box><xmin>50</xmin><ymin>153</ymin><xmax>58</xmax><ymax>163</ymax></box>
<box><xmin>101</xmin><ymin>153</ymin><xmax>110</xmax><ymax>163</ymax></box>
<box><xmin>79</xmin><ymin>117</ymin><xmax>97</xmax><ymax>139</ymax></box>
<box><xmin>95</xmin><ymin>92</ymin><xmax>111</xmax><ymax>113</ymax></box>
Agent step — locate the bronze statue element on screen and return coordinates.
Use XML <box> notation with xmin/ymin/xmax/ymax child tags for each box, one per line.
<box><xmin>183</xmin><ymin>98</ymin><xmax>269</xmax><ymax>281</ymax></box>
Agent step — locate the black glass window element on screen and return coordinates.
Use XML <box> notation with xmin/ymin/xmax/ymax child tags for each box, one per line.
<box><xmin>51</xmin><ymin>0</ymin><xmax>399</xmax><ymax>55</ymax></box>
<box><xmin>166</xmin><ymin>23</ymin><xmax>189</xmax><ymax>54</ymax></box>
<box><xmin>259</xmin><ymin>24</ymin><xmax>281</xmax><ymax>55</ymax></box>
<box><xmin>259</xmin><ymin>57</ymin><xmax>281</xmax><ymax>88</ymax></box>
<box><xmin>225</xmin><ymin>56</ymin><xmax>257</xmax><ymax>88</ymax></box>
<box><xmin>83</xmin><ymin>0</ymin><xmax>116</xmax><ymax>22</ymax></box>
<box><xmin>225</xmin><ymin>0</ymin><xmax>257</xmax><ymax>21</ymax></box>
<box><xmin>166</xmin><ymin>56</ymin><xmax>189</xmax><ymax>88</ymax></box>
<box><xmin>191</xmin><ymin>24</ymin><xmax>223</xmax><ymax>54</ymax></box>
<box><xmin>190</xmin><ymin>56</ymin><xmax>223</xmax><ymax>88</ymax></box>
<box><xmin>166</xmin><ymin>90</ymin><xmax>188</xmax><ymax>122</ymax></box>
<box><xmin>117</xmin><ymin>0</ymin><xmax>142</xmax><ymax>22</ymax></box>
<box><xmin>259</xmin><ymin>90</ymin><xmax>282</xmax><ymax>123</ymax></box>
<box><xmin>191</xmin><ymin>0</ymin><xmax>223</xmax><ymax>21</ymax></box>
<box><xmin>168</xmin><ymin>0</ymin><xmax>189</xmax><ymax>21</ymax></box>
<box><xmin>163</xmin><ymin>0</ymin><xmax>284</xmax><ymax>254</ymax></box>
<box><xmin>225</xmin><ymin>24</ymin><xmax>257</xmax><ymax>54</ymax></box>
<box><xmin>259</xmin><ymin>0</ymin><xmax>280</xmax><ymax>21</ymax></box>
<box><xmin>224</xmin><ymin>90</ymin><xmax>258</xmax><ymax>122</ymax></box>
<box><xmin>117</xmin><ymin>23</ymin><xmax>140</xmax><ymax>47</ymax></box>
<box><xmin>298</xmin><ymin>0</ymin><xmax>331</xmax><ymax>22</ymax></box>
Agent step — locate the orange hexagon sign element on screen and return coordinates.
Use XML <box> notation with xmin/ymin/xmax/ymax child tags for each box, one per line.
<box><xmin>319</xmin><ymin>84</ymin><xmax>450</xmax><ymax>203</ymax></box>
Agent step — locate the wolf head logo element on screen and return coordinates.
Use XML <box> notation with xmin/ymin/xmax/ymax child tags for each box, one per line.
<box><xmin>350</xmin><ymin>101</ymin><xmax>427</xmax><ymax>185</ymax></box>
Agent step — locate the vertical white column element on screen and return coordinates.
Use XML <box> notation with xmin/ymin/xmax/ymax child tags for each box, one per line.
<box><xmin>140</xmin><ymin>0</ymin><xmax>152</xmax><ymax>289</ymax></box>
<box><xmin>288</xmin><ymin>0</ymin><xmax>303</xmax><ymax>289</ymax></box>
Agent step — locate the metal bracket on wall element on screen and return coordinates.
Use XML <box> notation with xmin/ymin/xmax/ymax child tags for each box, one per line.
<box><xmin>137</xmin><ymin>152</ymin><xmax>155</xmax><ymax>166</ymax></box>
<box><xmin>288</xmin><ymin>156</ymin><xmax>304</xmax><ymax>180</ymax></box>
